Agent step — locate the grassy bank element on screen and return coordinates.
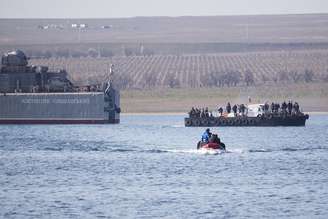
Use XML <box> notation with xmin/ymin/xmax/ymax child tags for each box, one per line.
<box><xmin>121</xmin><ymin>83</ymin><xmax>328</xmax><ymax>113</ymax></box>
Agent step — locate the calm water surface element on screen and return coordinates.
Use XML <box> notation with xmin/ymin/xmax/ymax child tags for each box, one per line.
<box><xmin>1</xmin><ymin>115</ymin><xmax>328</xmax><ymax>218</ymax></box>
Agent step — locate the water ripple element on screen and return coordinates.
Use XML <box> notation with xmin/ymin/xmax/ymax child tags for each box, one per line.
<box><xmin>0</xmin><ymin>115</ymin><xmax>328</xmax><ymax>218</ymax></box>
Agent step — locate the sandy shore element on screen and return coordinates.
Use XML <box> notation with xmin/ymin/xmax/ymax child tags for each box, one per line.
<box><xmin>122</xmin><ymin>112</ymin><xmax>186</xmax><ymax>116</ymax></box>
<box><xmin>306</xmin><ymin>112</ymin><xmax>328</xmax><ymax>115</ymax></box>
<box><xmin>122</xmin><ymin>112</ymin><xmax>328</xmax><ymax>116</ymax></box>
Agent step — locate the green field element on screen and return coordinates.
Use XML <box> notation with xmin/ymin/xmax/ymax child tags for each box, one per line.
<box><xmin>121</xmin><ymin>83</ymin><xmax>328</xmax><ymax>113</ymax></box>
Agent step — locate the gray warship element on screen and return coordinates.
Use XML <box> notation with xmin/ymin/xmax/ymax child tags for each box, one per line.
<box><xmin>0</xmin><ymin>50</ymin><xmax>120</xmax><ymax>124</ymax></box>
<box><xmin>185</xmin><ymin>103</ymin><xmax>309</xmax><ymax>127</ymax></box>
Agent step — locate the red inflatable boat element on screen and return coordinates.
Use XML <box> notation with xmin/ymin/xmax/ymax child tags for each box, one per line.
<box><xmin>201</xmin><ymin>143</ymin><xmax>221</xmax><ymax>149</ymax></box>
<box><xmin>197</xmin><ymin>141</ymin><xmax>226</xmax><ymax>150</ymax></box>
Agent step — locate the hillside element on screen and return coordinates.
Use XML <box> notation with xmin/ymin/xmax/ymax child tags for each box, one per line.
<box><xmin>1</xmin><ymin>14</ymin><xmax>328</xmax><ymax>46</ymax></box>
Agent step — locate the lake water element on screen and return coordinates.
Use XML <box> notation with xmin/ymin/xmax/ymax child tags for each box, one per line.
<box><xmin>1</xmin><ymin>115</ymin><xmax>328</xmax><ymax>218</ymax></box>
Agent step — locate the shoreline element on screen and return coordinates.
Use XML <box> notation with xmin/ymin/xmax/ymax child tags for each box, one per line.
<box><xmin>122</xmin><ymin>112</ymin><xmax>187</xmax><ymax>116</ymax></box>
<box><xmin>122</xmin><ymin>112</ymin><xmax>328</xmax><ymax>116</ymax></box>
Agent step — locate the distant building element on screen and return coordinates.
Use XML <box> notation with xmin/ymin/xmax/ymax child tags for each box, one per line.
<box><xmin>101</xmin><ymin>25</ymin><xmax>112</xmax><ymax>29</ymax></box>
<box><xmin>37</xmin><ymin>25</ymin><xmax>49</xmax><ymax>29</ymax></box>
<box><xmin>38</xmin><ymin>24</ymin><xmax>64</xmax><ymax>30</ymax></box>
<box><xmin>71</xmin><ymin>23</ymin><xmax>88</xmax><ymax>29</ymax></box>
<box><xmin>79</xmin><ymin>24</ymin><xmax>88</xmax><ymax>28</ymax></box>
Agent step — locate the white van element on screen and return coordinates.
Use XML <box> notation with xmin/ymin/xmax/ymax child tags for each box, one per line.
<box><xmin>247</xmin><ymin>104</ymin><xmax>265</xmax><ymax>117</ymax></box>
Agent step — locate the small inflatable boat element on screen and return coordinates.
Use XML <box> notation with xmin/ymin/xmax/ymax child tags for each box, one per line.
<box><xmin>197</xmin><ymin>141</ymin><xmax>226</xmax><ymax>150</ymax></box>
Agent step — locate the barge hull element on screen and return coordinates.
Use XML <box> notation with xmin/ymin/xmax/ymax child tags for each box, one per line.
<box><xmin>185</xmin><ymin>115</ymin><xmax>309</xmax><ymax>127</ymax></box>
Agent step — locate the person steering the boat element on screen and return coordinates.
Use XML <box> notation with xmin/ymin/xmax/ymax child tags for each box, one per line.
<box><xmin>201</xmin><ymin>128</ymin><xmax>212</xmax><ymax>143</ymax></box>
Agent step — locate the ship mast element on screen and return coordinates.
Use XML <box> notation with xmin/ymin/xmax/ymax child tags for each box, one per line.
<box><xmin>109</xmin><ymin>64</ymin><xmax>114</xmax><ymax>87</ymax></box>
<box><xmin>105</xmin><ymin>63</ymin><xmax>114</xmax><ymax>94</ymax></box>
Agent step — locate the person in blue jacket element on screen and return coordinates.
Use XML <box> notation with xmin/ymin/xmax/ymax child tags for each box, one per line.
<box><xmin>201</xmin><ymin>128</ymin><xmax>212</xmax><ymax>143</ymax></box>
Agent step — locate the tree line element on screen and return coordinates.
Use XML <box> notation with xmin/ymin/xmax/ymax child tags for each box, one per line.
<box><xmin>25</xmin><ymin>47</ymin><xmax>156</xmax><ymax>59</ymax></box>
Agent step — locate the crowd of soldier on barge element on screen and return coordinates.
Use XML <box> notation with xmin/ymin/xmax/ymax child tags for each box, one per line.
<box><xmin>189</xmin><ymin>101</ymin><xmax>302</xmax><ymax>119</ymax></box>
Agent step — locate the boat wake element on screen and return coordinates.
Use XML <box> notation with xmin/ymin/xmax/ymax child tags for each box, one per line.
<box><xmin>40</xmin><ymin>142</ymin><xmax>325</xmax><ymax>155</ymax></box>
<box><xmin>165</xmin><ymin>148</ymin><xmax>226</xmax><ymax>155</ymax></box>
<box><xmin>248</xmin><ymin>146</ymin><xmax>326</xmax><ymax>153</ymax></box>
<box><xmin>148</xmin><ymin>146</ymin><xmax>326</xmax><ymax>155</ymax></box>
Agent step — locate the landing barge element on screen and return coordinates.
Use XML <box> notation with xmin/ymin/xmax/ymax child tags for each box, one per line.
<box><xmin>0</xmin><ymin>50</ymin><xmax>120</xmax><ymax>124</ymax></box>
<box><xmin>185</xmin><ymin>104</ymin><xmax>309</xmax><ymax>127</ymax></box>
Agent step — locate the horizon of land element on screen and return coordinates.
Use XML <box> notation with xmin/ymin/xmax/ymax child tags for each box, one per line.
<box><xmin>2</xmin><ymin>14</ymin><xmax>328</xmax><ymax>46</ymax></box>
<box><xmin>1</xmin><ymin>12</ymin><xmax>328</xmax><ymax>19</ymax></box>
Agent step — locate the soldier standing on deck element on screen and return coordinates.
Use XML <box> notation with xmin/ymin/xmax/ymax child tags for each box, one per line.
<box><xmin>232</xmin><ymin>104</ymin><xmax>237</xmax><ymax>116</ymax></box>
<box><xmin>264</xmin><ymin>102</ymin><xmax>269</xmax><ymax>113</ymax></box>
<box><xmin>282</xmin><ymin>101</ymin><xmax>287</xmax><ymax>113</ymax></box>
<box><xmin>294</xmin><ymin>102</ymin><xmax>300</xmax><ymax>114</ymax></box>
<box><xmin>205</xmin><ymin>107</ymin><xmax>209</xmax><ymax>118</ymax></box>
<box><xmin>218</xmin><ymin>107</ymin><xmax>223</xmax><ymax>116</ymax></box>
<box><xmin>226</xmin><ymin>102</ymin><xmax>231</xmax><ymax>113</ymax></box>
<box><xmin>288</xmin><ymin>101</ymin><xmax>293</xmax><ymax>114</ymax></box>
<box><xmin>276</xmin><ymin>103</ymin><xmax>280</xmax><ymax>113</ymax></box>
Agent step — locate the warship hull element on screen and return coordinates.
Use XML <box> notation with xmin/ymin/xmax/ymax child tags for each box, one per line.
<box><xmin>0</xmin><ymin>92</ymin><xmax>120</xmax><ymax>124</ymax></box>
